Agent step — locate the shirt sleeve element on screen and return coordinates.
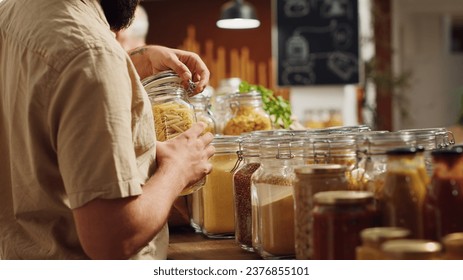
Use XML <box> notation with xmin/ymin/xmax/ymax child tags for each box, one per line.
<box><xmin>49</xmin><ymin>43</ymin><xmax>146</xmax><ymax>209</ymax></box>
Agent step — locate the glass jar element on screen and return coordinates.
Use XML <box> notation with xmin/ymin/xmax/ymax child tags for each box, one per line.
<box><xmin>143</xmin><ymin>70</ymin><xmax>203</xmax><ymax>196</ymax></box>
<box><xmin>211</xmin><ymin>77</ymin><xmax>241</xmax><ymax>134</ymax></box>
<box><xmin>303</xmin><ymin>134</ymin><xmax>362</xmax><ymax>190</ymax></box>
<box><xmin>441</xmin><ymin>232</ymin><xmax>463</xmax><ymax>260</ymax></box>
<box><xmin>232</xmin><ymin>136</ymin><xmax>262</xmax><ymax>252</ymax></box>
<box><xmin>356</xmin><ymin>131</ymin><xmax>415</xmax><ymax>198</ymax></box>
<box><xmin>293</xmin><ymin>164</ymin><xmax>349</xmax><ymax>260</ymax></box>
<box><xmin>251</xmin><ymin>137</ymin><xmax>305</xmax><ymax>259</ymax></box>
<box><xmin>381</xmin><ymin>239</ymin><xmax>442</xmax><ymax>260</ymax></box>
<box><xmin>311</xmin><ymin>191</ymin><xmax>378</xmax><ymax>260</ymax></box>
<box><xmin>197</xmin><ymin>135</ymin><xmax>240</xmax><ymax>238</ymax></box>
<box><xmin>423</xmin><ymin>148</ymin><xmax>463</xmax><ymax>241</ymax></box>
<box><xmin>380</xmin><ymin>147</ymin><xmax>427</xmax><ymax>238</ymax></box>
<box><xmin>355</xmin><ymin>227</ymin><xmax>410</xmax><ymax>260</ymax></box>
<box><xmin>223</xmin><ymin>91</ymin><xmax>272</xmax><ymax>135</ymax></box>
<box><xmin>189</xmin><ymin>91</ymin><xmax>217</xmax><ymax>135</ymax></box>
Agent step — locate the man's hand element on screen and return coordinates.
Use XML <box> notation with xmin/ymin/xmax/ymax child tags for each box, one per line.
<box><xmin>129</xmin><ymin>45</ymin><xmax>210</xmax><ymax>94</ymax></box>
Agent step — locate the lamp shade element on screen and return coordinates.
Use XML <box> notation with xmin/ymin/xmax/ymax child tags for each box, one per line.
<box><xmin>216</xmin><ymin>0</ymin><xmax>260</xmax><ymax>29</ymax></box>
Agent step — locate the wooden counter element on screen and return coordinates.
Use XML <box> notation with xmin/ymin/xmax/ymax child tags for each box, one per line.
<box><xmin>167</xmin><ymin>225</ymin><xmax>262</xmax><ymax>260</ymax></box>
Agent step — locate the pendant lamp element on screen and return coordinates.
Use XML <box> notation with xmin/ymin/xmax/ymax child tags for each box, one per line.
<box><xmin>216</xmin><ymin>0</ymin><xmax>260</xmax><ymax>29</ymax></box>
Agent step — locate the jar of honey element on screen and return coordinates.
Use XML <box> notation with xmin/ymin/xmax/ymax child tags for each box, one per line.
<box><xmin>311</xmin><ymin>190</ymin><xmax>378</xmax><ymax>260</ymax></box>
<box><xmin>423</xmin><ymin>148</ymin><xmax>463</xmax><ymax>240</ymax></box>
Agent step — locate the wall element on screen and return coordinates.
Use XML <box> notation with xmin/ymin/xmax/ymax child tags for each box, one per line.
<box><xmin>392</xmin><ymin>0</ymin><xmax>463</xmax><ymax>130</ymax></box>
<box><xmin>141</xmin><ymin>0</ymin><xmax>365</xmax><ymax>127</ymax></box>
<box><xmin>141</xmin><ymin>0</ymin><xmax>273</xmax><ymax>89</ymax></box>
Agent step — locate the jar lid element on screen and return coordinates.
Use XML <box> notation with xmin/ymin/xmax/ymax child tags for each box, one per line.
<box><xmin>360</xmin><ymin>227</ymin><xmax>410</xmax><ymax>247</ymax></box>
<box><xmin>259</xmin><ymin>137</ymin><xmax>305</xmax><ymax>159</ymax></box>
<box><xmin>294</xmin><ymin>164</ymin><xmax>347</xmax><ymax>175</ymax></box>
<box><xmin>442</xmin><ymin>232</ymin><xmax>463</xmax><ymax>251</ymax></box>
<box><xmin>431</xmin><ymin>148</ymin><xmax>463</xmax><ymax>156</ymax></box>
<box><xmin>313</xmin><ymin>190</ymin><xmax>373</xmax><ymax>205</ymax></box>
<box><xmin>212</xmin><ymin>135</ymin><xmax>241</xmax><ymax>151</ymax></box>
<box><xmin>381</xmin><ymin>239</ymin><xmax>442</xmax><ymax>260</ymax></box>
<box><xmin>141</xmin><ymin>70</ymin><xmax>181</xmax><ymax>88</ymax></box>
<box><xmin>386</xmin><ymin>146</ymin><xmax>420</xmax><ymax>155</ymax></box>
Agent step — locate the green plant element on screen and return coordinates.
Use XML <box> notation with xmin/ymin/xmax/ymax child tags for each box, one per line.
<box><xmin>239</xmin><ymin>81</ymin><xmax>293</xmax><ymax>129</ymax></box>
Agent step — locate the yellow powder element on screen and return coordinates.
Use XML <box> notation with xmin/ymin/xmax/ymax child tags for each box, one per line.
<box><xmin>201</xmin><ymin>154</ymin><xmax>237</xmax><ymax>235</ymax></box>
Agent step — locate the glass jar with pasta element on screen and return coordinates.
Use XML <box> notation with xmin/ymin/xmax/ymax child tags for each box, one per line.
<box><xmin>143</xmin><ymin>70</ymin><xmax>203</xmax><ymax>195</ymax></box>
<box><xmin>223</xmin><ymin>91</ymin><xmax>272</xmax><ymax>135</ymax></box>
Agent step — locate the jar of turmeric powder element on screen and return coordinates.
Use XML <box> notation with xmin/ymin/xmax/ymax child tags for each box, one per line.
<box><xmin>198</xmin><ymin>135</ymin><xmax>241</xmax><ymax>238</ymax></box>
<box><xmin>223</xmin><ymin>91</ymin><xmax>272</xmax><ymax>135</ymax></box>
<box><xmin>143</xmin><ymin>70</ymin><xmax>203</xmax><ymax>196</ymax></box>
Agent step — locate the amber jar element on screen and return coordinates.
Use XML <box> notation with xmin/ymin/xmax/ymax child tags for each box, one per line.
<box><xmin>232</xmin><ymin>136</ymin><xmax>262</xmax><ymax>252</ymax></box>
<box><xmin>251</xmin><ymin>137</ymin><xmax>305</xmax><ymax>259</ymax></box>
<box><xmin>293</xmin><ymin>164</ymin><xmax>349</xmax><ymax>260</ymax></box>
<box><xmin>223</xmin><ymin>91</ymin><xmax>272</xmax><ymax>135</ymax></box>
<box><xmin>423</xmin><ymin>148</ymin><xmax>463</xmax><ymax>241</ymax></box>
<box><xmin>311</xmin><ymin>191</ymin><xmax>377</xmax><ymax>260</ymax></box>
<box><xmin>356</xmin><ymin>227</ymin><xmax>410</xmax><ymax>260</ymax></box>
<box><xmin>381</xmin><ymin>239</ymin><xmax>442</xmax><ymax>260</ymax></box>
<box><xmin>441</xmin><ymin>232</ymin><xmax>463</xmax><ymax>260</ymax></box>
<box><xmin>198</xmin><ymin>135</ymin><xmax>240</xmax><ymax>238</ymax></box>
<box><xmin>143</xmin><ymin>70</ymin><xmax>203</xmax><ymax>196</ymax></box>
<box><xmin>380</xmin><ymin>147</ymin><xmax>427</xmax><ymax>238</ymax></box>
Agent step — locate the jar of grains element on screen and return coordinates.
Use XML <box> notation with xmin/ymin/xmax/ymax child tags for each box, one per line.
<box><xmin>251</xmin><ymin>137</ymin><xmax>305</xmax><ymax>259</ymax></box>
<box><xmin>222</xmin><ymin>91</ymin><xmax>272</xmax><ymax>135</ymax></box>
<box><xmin>311</xmin><ymin>191</ymin><xmax>378</xmax><ymax>260</ymax></box>
<box><xmin>232</xmin><ymin>135</ymin><xmax>263</xmax><ymax>252</ymax></box>
<box><xmin>143</xmin><ymin>70</ymin><xmax>204</xmax><ymax>196</ymax></box>
<box><xmin>195</xmin><ymin>135</ymin><xmax>241</xmax><ymax>238</ymax></box>
<box><xmin>293</xmin><ymin>164</ymin><xmax>349</xmax><ymax>260</ymax></box>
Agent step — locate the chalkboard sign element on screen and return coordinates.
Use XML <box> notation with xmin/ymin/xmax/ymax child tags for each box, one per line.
<box><xmin>276</xmin><ymin>0</ymin><xmax>359</xmax><ymax>86</ymax></box>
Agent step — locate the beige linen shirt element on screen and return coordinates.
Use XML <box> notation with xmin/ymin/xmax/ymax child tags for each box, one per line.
<box><xmin>0</xmin><ymin>0</ymin><xmax>168</xmax><ymax>259</ymax></box>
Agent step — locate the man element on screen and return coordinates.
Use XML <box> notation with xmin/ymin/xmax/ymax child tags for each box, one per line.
<box><xmin>0</xmin><ymin>0</ymin><xmax>214</xmax><ymax>260</ymax></box>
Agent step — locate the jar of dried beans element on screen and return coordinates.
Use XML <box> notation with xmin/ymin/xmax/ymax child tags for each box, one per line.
<box><xmin>232</xmin><ymin>135</ymin><xmax>263</xmax><ymax>252</ymax></box>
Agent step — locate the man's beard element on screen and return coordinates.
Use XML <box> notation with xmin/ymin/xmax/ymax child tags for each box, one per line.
<box><xmin>100</xmin><ymin>0</ymin><xmax>140</xmax><ymax>32</ymax></box>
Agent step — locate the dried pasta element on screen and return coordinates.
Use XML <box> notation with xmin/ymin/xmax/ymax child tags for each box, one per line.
<box><xmin>223</xmin><ymin>106</ymin><xmax>272</xmax><ymax>135</ymax></box>
<box><xmin>152</xmin><ymin>101</ymin><xmax>194</xmax><ymax>141</ymax></box>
